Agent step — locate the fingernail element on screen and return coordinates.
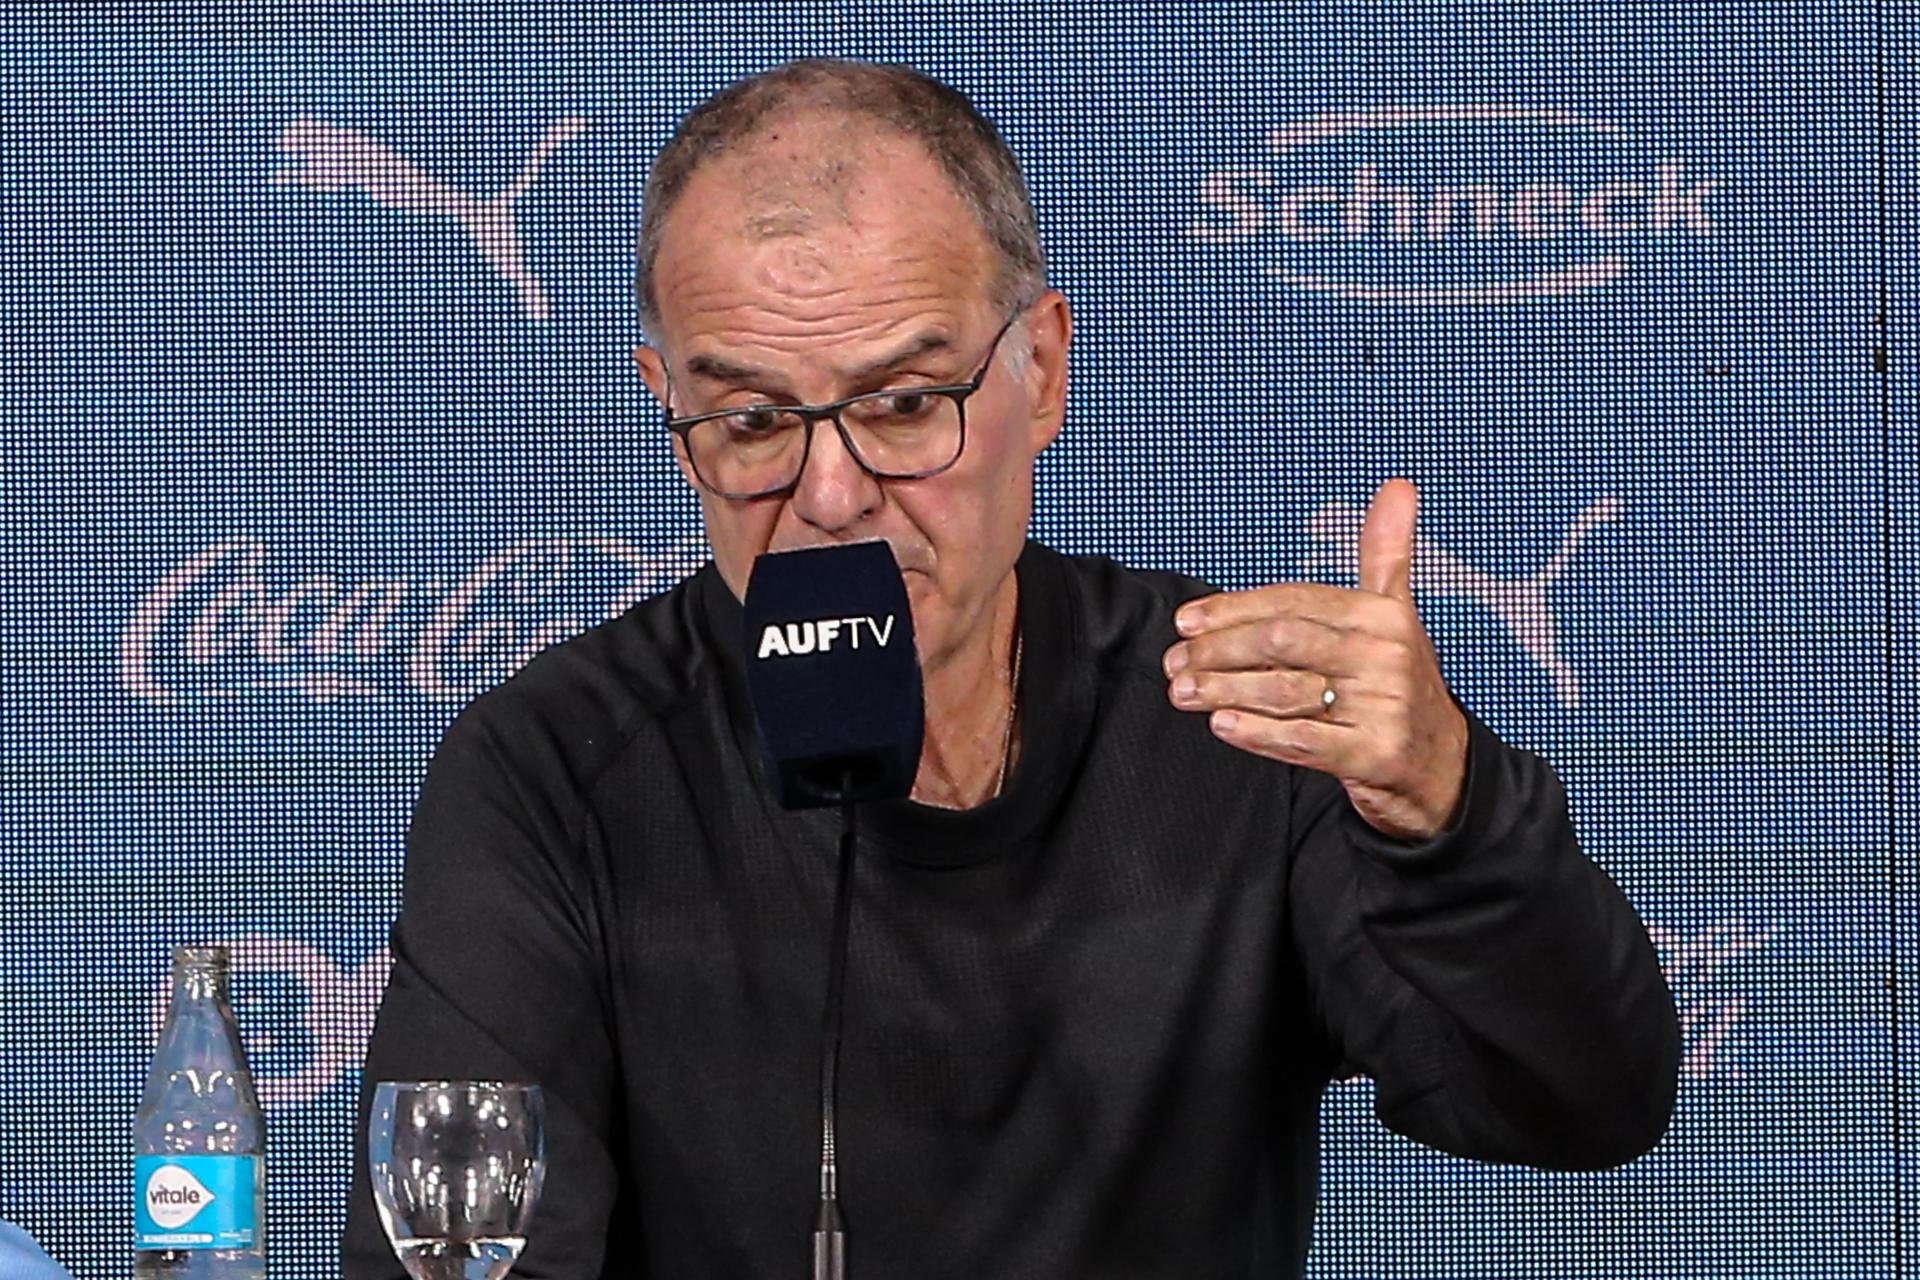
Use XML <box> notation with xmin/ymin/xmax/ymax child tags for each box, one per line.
<box><xmin>1165</xmin><ymin>644</ymin><xmax>1189</xmax><ymax>674</ymax></box>
<box><xmin>1171</xmin><ymin>674</ymin><xmax>1196</xmax><ymax>703</ymax></box>
<box><xmin>1175</xmin><ymin>609</ymin><xmax>1203</xmax><ymax>636</ymax></box>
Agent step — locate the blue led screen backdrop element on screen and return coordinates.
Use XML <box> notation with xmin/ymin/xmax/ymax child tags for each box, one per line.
<box><xmin>1</xmin><ymin>4</ymin><xmax>1909</xmax><ymax>1277</ymax></box>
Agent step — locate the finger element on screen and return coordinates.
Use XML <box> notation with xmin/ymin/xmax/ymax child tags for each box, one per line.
<box><xmin>1165</xmin><ymin>615</ymin><xmax>1379</xmax><ymax>680</ymax></box>
<box><xmin>1174</xmin><ymin>581</ymin><xmax>1400</xmax><ymax>638</ymax></box>
<box><xmin>1206</xmin><ymin>708</ymin><xmax>1360</xmax><ymax>775</ymax></box>
<box><xmin>1358</xmin><ymin>477</ymin><xmax>1419</xmax><ymax>601</ymax></box>
<box><xmin>1169</xmin><ymin>667</ymin><xmax>1341</xmax><ymax>721</ymax></box>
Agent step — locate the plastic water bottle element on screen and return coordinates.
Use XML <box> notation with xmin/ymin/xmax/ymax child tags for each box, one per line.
<box><xmin>133</xmin><ymin>945</ymin><xmax>265</xmax><ymax>1278</ymax></box>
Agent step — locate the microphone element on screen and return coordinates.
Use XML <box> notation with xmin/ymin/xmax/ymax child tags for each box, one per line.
<box><xmin>740</xmin><ymin>539</ymin><xmax>926</xmax><ymax>1280</ymax></box>
<box><xmin>741</xmin><ymin>539</ymin><xmax>925</xmax><ymax>810</ymax></box>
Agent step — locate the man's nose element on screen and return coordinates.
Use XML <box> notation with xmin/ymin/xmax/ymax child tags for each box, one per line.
<box><xmin>788</xmin><ymin>418</ymin><xmax>883</xmax><ymax>531</ymax></box>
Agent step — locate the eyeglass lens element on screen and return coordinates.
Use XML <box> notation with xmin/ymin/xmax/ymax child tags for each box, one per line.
<box><xmin>685</xmin><ymin>391</ymin><xmax>965</xmax><ymax>497</ymax></box>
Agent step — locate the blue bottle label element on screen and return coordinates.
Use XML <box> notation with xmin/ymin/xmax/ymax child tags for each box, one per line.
<box><xmin>134</xmin><ymin>1155</ymin><xmax>259</xmax><ymax>1249</ymax></box>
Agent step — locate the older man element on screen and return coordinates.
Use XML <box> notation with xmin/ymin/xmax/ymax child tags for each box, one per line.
<box><xmin>343</xmin><ymin>59</ymin><xmax>1678</xmax><ymax>1278</ymax></box>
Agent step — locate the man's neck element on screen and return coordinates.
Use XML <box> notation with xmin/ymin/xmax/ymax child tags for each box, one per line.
<box><xmin>911</xmin><ymin>574</ymin><xmax>1021</xmax><ymax>811</ymax></box>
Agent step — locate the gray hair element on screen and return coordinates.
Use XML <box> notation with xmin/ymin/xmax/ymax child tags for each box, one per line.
<box><xmin>635</xmin><ymin>59</ymin><xmax>1047</xmax><ymax>347</ymax></box>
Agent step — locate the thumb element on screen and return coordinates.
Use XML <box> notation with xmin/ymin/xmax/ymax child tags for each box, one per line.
<box><xmin>1358</xmin><ymin>478</ymin><xmax>1419</xmax><ymax>600</ymax></box>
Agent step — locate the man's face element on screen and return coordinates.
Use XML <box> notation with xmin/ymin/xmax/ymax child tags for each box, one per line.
<box><xmin>634</xmin><ymin>122</ymin><xmax>1070</xmax><ymax>672</ymax></box>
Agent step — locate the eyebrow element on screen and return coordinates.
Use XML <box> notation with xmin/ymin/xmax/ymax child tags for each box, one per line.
<box><xmin>683</xmin><ymin>331</ymin><xmax>958</xmax><ymax>395</ymax></box>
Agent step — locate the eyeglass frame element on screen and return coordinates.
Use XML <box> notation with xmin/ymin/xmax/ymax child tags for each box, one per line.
<box><xmin>660</xmin><ymin>311</ymin><xmax>1025</xmax><ymax>500</ymax></box>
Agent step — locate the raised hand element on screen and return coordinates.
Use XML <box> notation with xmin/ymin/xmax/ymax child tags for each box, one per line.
<box><xmin>1163</xmin><ymin>478</ymin><xmax>1469</xmax><ymax>841</ymax></box>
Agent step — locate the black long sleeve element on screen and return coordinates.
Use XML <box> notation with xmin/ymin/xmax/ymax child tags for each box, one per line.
<box><xmin>1289</xmin><ymin>709</ymin><xmax>1680</xmax><ymax>1170</ymax></box>
<box><xmin>341</xmin><ymin>543</ymin><xmax>1679</xmax><ymax>1279</ymax></box>
<box><xmin>343</xmin><ymin>710</ymin><xmax>627</xmax><ymax>1279</ymax></box>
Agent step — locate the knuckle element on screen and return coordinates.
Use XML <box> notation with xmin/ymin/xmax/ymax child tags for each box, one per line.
<box><xmin>1257</xmin><ymin>679</ymin><xmax>1295</xmax><ymax>717</ymax></box>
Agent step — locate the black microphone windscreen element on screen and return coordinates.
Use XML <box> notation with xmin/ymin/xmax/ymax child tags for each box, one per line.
<box><xmin>741</xmin><ymin>540</ymin><xmax>925</xmax><ymax>809</ymax></box>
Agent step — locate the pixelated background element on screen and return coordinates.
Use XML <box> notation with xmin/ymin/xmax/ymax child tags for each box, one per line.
<box><xmin>1</xmin><ymin>2</ymin><xmax>1910</xmax><ymax>1275</ymax></box>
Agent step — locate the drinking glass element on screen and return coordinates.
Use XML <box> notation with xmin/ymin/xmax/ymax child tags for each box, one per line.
<box><xmin>368</xmin><ymin>1080</ymin><xmax>546</xmax><ymax>1280</ymax></box>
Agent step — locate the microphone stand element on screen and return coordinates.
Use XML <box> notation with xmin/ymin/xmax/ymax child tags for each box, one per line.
<box><xmin>813</xmin><ymin>771</ymin><xmax>858</xmax><ymax>1280</ymax></box>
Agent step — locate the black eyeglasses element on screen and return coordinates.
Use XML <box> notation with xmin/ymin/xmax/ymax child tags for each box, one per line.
<box><xmin>662</xmin><ymin>313</ymin><xmax>1022</xmax><ymax>500</ymax></box>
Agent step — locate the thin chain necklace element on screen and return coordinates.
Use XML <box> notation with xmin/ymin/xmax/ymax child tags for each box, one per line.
<box><xmin>990</xmin><ymin>629</ymin><xmax>1023</xmax><ymax>799</ymax></box>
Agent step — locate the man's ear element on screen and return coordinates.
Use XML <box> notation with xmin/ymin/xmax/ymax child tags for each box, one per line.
<box><xmin>1022</xmin><ymin>289</ymin><xmax>1073</xmax><ymax>455</ymax></box>
<box><xmin>633</xmin><ymin>344</ymin><xmax>700</xmax><ymax>488</ymax></box>
<box><xmin>633</xmin><ymin>344</ymin><xmax>669</xmax><ymax>407</ymax></box>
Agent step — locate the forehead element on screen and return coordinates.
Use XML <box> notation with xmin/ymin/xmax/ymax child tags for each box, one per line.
<box><xmin>649</xmin><ymin>122</ymin><xmax>998</xmax><ymax>346</ymax></box>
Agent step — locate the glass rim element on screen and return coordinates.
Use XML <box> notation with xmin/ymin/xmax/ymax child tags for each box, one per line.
<box><xmin>681</xmin><ymin>401</ymin><xmax>968</xmax><ymax>498</ymax></box>
<box><xmin>666</xmin><ymin>381</ymin><xmax>976</xmax><ymax>431</ymax></box>
<box><xmin>372</xmin><ymin>1079</ymin><xmax>543</xmax><ymax>1093</ymax></box>
<box><xmin>662</xmin><ymin>308</ymin><xmax>1020</xmax><ymax>499</ymax></box>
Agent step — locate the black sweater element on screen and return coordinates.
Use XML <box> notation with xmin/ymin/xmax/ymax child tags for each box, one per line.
<box><xmin>342</xmin><ymin>541</ymin><xmax>1679</xmax><ymax>1278</ymax></box>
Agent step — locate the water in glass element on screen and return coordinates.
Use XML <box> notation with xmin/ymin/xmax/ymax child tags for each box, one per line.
<box><xmin>368</xmin><ymin>1081</ymin><xmax>545</xmax><ymax>1280</ymax></box>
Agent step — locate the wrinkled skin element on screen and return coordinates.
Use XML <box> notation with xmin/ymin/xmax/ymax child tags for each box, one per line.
<box><xmin>634</xmin><ymin>117</ymin><xmax>1072</xmax><ymax>808</ymax></box>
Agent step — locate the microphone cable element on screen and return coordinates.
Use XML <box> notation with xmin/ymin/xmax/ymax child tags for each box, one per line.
<box><xmin>813</xmin><ymin>771</ymin><xmax>858</xmax><ymax>1280</ymax></box>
